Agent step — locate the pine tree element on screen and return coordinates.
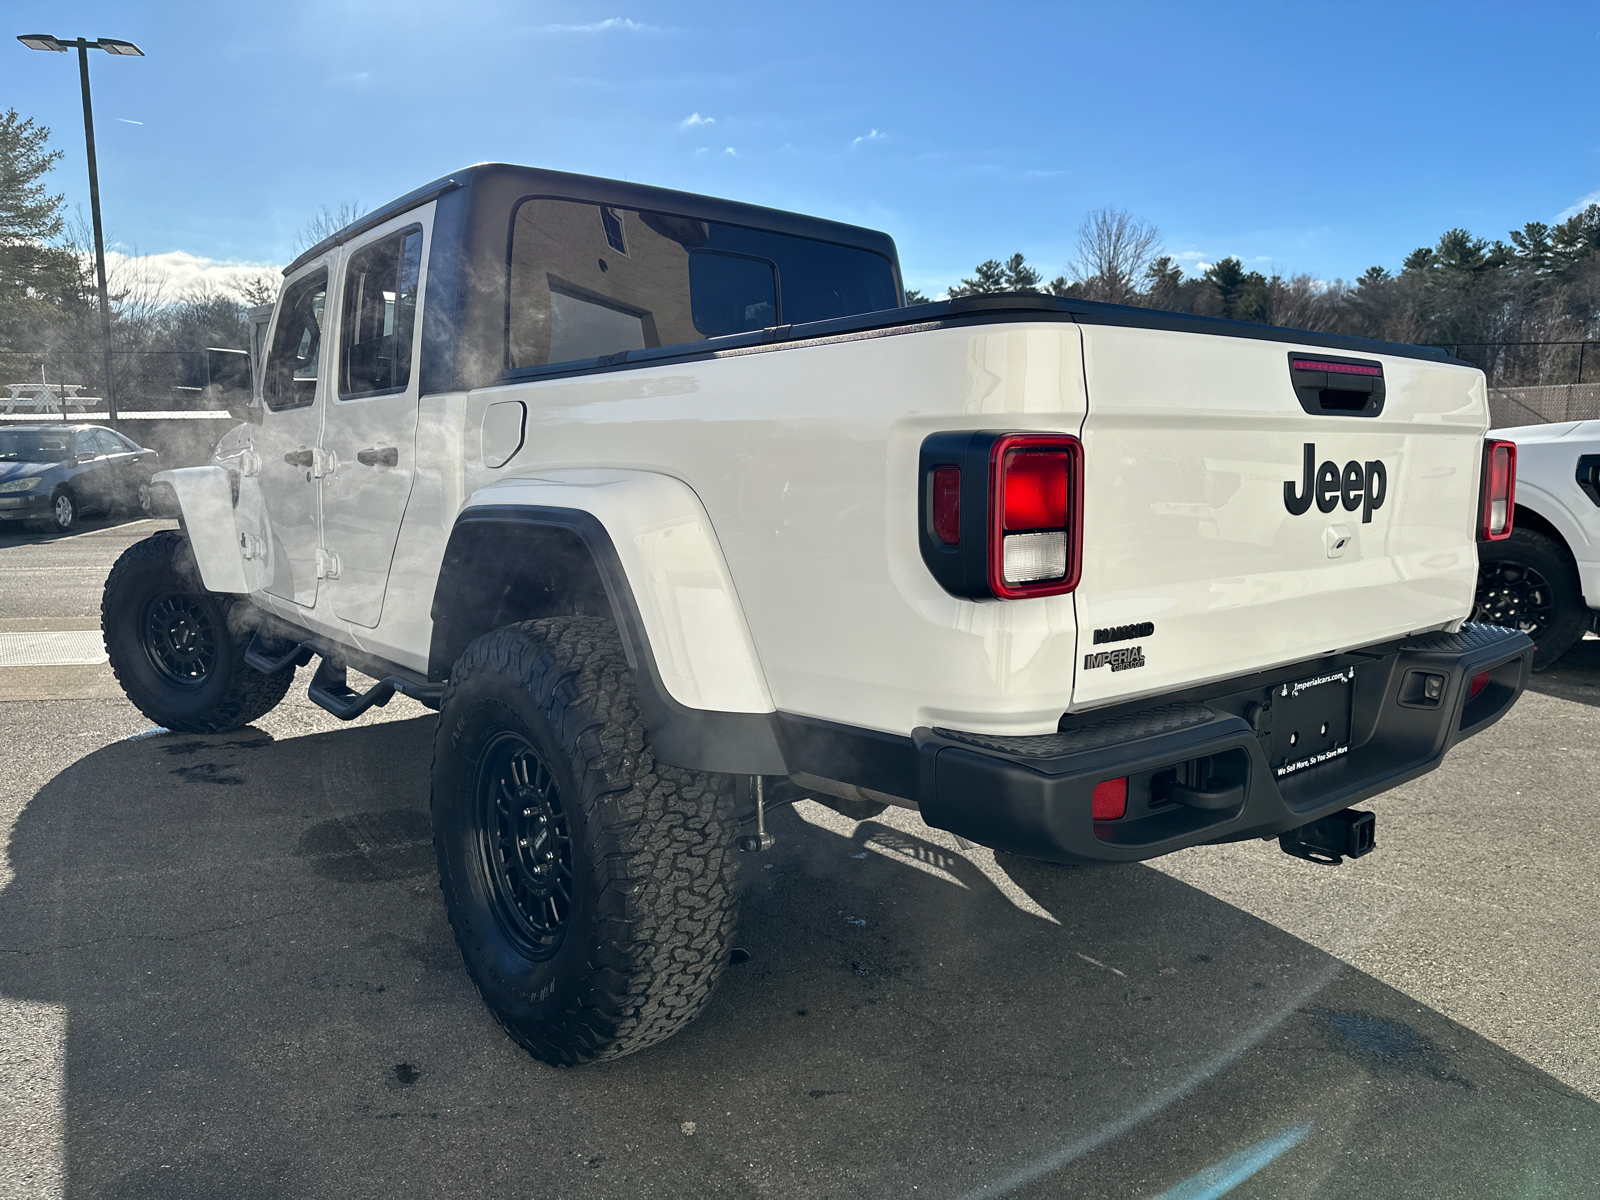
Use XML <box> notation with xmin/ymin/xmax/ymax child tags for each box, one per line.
<box><xmin>1143</xmin><ymin>256</ymin><xmax>1183</xmax><ymax>309</ymax></box>
<box><xmin>948</xmin><ymin>259</ymin><xmax>1010</xmax><ymax>297</ymax></box>
<box><xmin>1002</xmin><ymin>252</ymin><xmax>1042</xmax><ymax>293</ymax></box>
<box><xmin>0</xmin><ymin>110</ymin><xmax>88</xmax><ymax>358</ymax></box>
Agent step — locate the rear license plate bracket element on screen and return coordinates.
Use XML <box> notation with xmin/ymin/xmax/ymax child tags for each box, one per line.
<box><xmin>1269</xmin><ymin>666</ymin><xmax>1355</xmax><ymax>778</ymax></box>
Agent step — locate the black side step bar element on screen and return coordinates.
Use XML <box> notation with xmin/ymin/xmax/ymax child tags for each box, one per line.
<box><xmin>243</xmin><ymin>631</ymin><xmax>445</xmax><ymax>718</ymax></box>
<box><xmin>243</xmin><ymin>634</ymin><xmax>316</xmax><ymax>675</ymax></box>
<box><xmin>308</xmin><ymin>658</ymin><xmax>396</xmax><ymax>720</ymax></box>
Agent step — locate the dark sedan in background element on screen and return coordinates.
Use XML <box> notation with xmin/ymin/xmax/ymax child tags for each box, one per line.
<box><xmin>0</xmin><ymin>424</ymin><xmax>162</xmax><ymax>534</ymax></box>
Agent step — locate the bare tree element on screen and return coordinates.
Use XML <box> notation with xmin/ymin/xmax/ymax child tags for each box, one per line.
<box><xmin>1267</xmin><ymin>273</ymin><xmax>1345</xmax><ymax>332</ymax></box>
<box><xmin>235</xmin><ymin>271</ymin><xmax>280</xmax><ymax>308</ymax></box>
<box><xmin>292</xmin><ymin>200</ymin><xmax>364</xmax><ymax>256</ymax></box>
<box><xmin>1069</xmin><ymin>208</ymin><xmax>1163</xmax><ymax>305</ymax></box>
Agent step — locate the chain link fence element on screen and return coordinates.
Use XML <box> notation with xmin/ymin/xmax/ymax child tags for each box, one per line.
<box><xmin>1441</xmin><ymin>340</ymin><xmax>1597</xmax><ymax>428</ymax></box>
<box><xmin>4</xmin><ymin>336</ymin><xmax>1595</xmax><ymax>446</ymax></box>
<box><xmin>0</xmin><ymin>350</ymin><xmax>231</xmax><ymax>416</ymax></box>
<box><xmin>0</xmin><ymin>350</ymin><xmax>237</xmax><ymax>468</ymax></box>
<box><xmin>1488</xmin><ymin>383</ymin><xmax>1600</xmax><ymax>429</ymax></box>
<box><xmin>1442</xmin><ymin>340</ymin><xmax>1593</xmax><ymax>390</ymax></box>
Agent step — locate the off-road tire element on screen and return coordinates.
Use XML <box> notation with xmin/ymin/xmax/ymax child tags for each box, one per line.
<box><xmin>1475</xmin><ymin>528</ymin><xmax>1586</xmax><ymax>670</ymax></box>
<box><xmin>431</xmin><ymin>616</ymin><xmax>741</xmax><ymax>1066</ymax></box>
<box><xmin>102</xmin><ymin>530</ymin><xmax>293</xmax><ymax>732</ymax></box>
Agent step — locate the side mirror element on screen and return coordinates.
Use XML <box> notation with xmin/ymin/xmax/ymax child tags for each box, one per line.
<box><xmin>206</xmin><ymin>346</ymin><xmax>262</xmax><ymax>425</ymax></box>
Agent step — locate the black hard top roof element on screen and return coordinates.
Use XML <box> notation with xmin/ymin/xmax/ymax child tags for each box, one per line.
<box><xmin>283</xmin><ymin>162</ymin><xmax>899</xmax><ymax>276</ymax></box>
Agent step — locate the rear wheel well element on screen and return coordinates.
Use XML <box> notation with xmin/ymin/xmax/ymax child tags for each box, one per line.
<box><xmin>428</xmin><ymin>505</ymin><xmax>789</xmax><ymax>775</ymax></box>
<box><xmin>1509</xmin><ymin>504</ymin><xmax>1577</xmax><ymax>570</ymax></box>
<box><xmin>429</xmin><ymin>522</ymin><xmax>614</xmax><ymax>680</ymax></box>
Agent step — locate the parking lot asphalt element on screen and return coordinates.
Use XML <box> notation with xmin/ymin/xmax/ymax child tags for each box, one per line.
<box><xmin>2</xmin><ymin>519</ymin><xmax>1599</xmax><ymax>1199</ymax></box>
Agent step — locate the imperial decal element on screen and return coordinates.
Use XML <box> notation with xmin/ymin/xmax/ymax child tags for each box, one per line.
<box><xmin>1093</xmin><ymin>621</ymin><xmax>1154</xmax><ymax>645</ymax></box>
<box><xmin>1284</xmin><ymin>443</ymin><xmax>1387</xmax><ymax>523</ymax></box>
<box><xmin>1084</xmin><ymin>646</ymin><xmax>1146</xmax><ymax>672</ymax></box>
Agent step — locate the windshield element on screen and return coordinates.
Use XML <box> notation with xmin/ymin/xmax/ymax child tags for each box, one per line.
<box><xmin>0</xmin><ymin>431</ymin><xmax>71</xmax><ymax>463</ymax></box>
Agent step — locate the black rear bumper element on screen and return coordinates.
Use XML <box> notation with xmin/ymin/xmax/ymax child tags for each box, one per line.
<box><xmin>914</xmin><ymin>623</ymin><xmax>1533</xmax><ymax>865</ymax></box>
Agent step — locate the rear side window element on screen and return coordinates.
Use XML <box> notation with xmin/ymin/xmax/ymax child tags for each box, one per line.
<box><xmin>340</xmin><ymin>228</ymin><xmax>423</xmax><ymax>398</ymax></box>
<box><xmin>89</xmin><ymin>430</ymin><xmax>122</xmax><ymax>455</ymax></box>
<box><xmin>264</xmin><ymin>270</ymin><xmax>329</xmax><ymax>411</ymax></box>
<box><xmin>507</xmin><ymin>199</ymin><xmax>898</xmax><ymax>369</ymax></box>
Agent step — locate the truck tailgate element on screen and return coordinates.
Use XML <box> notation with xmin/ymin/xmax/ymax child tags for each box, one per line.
<box><xmin>1073</xmin><ymin>323</ymin><xmax>1486</xmax><ymax>710</ymax></box>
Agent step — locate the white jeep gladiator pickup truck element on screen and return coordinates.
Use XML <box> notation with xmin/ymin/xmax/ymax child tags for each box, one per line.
<box><xmin>102</xmin><ymin>163</ymin><xmax>1534</xmax><ymax>1065</ymax></box>
<box><xmin>1475</xmin><ymin>419</ymin><xmax>1600</xmax><ymax>667</ymax></box>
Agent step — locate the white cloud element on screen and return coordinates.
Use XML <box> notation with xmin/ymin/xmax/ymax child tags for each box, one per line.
<box><xmin>102</xmin><ymin>250</ymin><xmax>282</xmax><ymax>302</ymax></box>
<box><xmin>537</xmin><ymin>17</ymin><xmax>659</xmax><ymax>33</ymax></box>
<box><xmin>722</xmin><ymin>147</ymin><xmax>736</xmax><ymax>156</ymax></box>
<box><xmin>1180</xmin><ymin>254</ymin><xmax>1272</xmax><ymax>274</ymax></box>
<box><xmin>1558</xmin><ymin>189</ymin><xmax>1600</xmax><ymax>219</ymax></box>
<box><xmin>115</xmin><ymin>118</ymin><xmax>143</xmax><ymax>126</ymax></box>
<box><xmin>680</xmin><ymin>112</ymin><xmax>714</xmax><ymax>128</ymax></box>
<box><xmin>850</xmin><ymin>129</ymin><xmax>885</xmax><ymax>149</ymax></box>
<box><xmin>694</xmin><ymin>147</ymin><xmax>709</xmax><ymax>155</ymax></box>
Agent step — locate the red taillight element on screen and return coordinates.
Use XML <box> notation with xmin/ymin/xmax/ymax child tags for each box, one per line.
<box><xmin>1002</xmin><ymin>451</ymin><xmax>1069</xmax><ymax>530</ymax></box>
<box><xmin>1092</xmin><ymin>777</ymin><xmax>1127</xmax><ymax>821</ymax></box>
<box><xmin>932</xmin><ymin>466</ymin><xmax>961</xmax><ymax>545</ymax></box>
<box><xmin>918</xmin><ymin>430</ymin><xmax>1084</xmax><ymax>601</ymax></box>
<box><xmin>1481</xmin><ymin>439</ymin><xmax>1516</xmax><ymax>541</ymax></box>
<box><xmin>1469</xmin><ymin>669</ymin><xmax>1490</xmax><ymax>698</ymax></box>
<box><xmin>988</xmin><ymin>434</ymin><xmax>1082</xmax><ymax>599</ymax></box>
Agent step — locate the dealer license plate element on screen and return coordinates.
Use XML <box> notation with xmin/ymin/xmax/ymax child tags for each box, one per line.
<box><xmin>1268</xmin><ymin>665</ymin><xmax>1355</xmax><ymax>778</ymax></box>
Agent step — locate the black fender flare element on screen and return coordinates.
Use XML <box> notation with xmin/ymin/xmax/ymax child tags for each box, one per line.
<box><xmin>428</xmin><ymin>504</ymin><xmax>789</xmax><ymax>775</ymax></box>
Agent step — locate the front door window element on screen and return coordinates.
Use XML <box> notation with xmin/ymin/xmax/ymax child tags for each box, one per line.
<box><xmin>264</xmin><ymin>272</ymin><xmax>328</xmax><ymax>411</ymax></box>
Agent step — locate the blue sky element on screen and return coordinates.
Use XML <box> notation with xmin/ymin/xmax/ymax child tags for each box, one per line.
<box><xmin>8</xmin><ymin>0</ymin><xmax>1600</xmax><ymax>297</ymax></box>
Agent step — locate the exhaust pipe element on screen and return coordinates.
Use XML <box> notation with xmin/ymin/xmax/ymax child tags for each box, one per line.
<box><xmin>1280</xmin><ymin>808</ymin><xmax>1375</xmax><ymax>865</ymax></box>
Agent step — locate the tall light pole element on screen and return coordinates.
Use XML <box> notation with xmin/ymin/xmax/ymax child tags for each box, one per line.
<box><xmin>18</xmin><ymin>34</ymin><xmax>144</xmax><ymax>425</ymax></box>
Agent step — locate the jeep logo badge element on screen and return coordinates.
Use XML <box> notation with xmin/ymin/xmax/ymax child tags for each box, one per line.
<box><xmin>1284</xmin><ymin>443</ymin><xmax>1387</xmax><ymax>523</ymax></box>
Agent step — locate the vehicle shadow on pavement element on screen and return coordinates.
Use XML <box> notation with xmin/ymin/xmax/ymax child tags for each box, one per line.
<box><xmin>2</xmin><ymin>719</ymin><xmax>1598</xmax><ymax>1199</ymax></box>
<box><xmin>0</xmin><ymin>513</ymin><xmax>155</xmax><ymax>548</ymax></box>
<box><xmin>1530</xmin><ymin>636</ymin><xmax>1600</xmax><ymax>708</ymax></box>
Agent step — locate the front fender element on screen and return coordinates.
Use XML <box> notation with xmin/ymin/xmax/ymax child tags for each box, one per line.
<box><xmin>464</xmin><ymin>469</ymin><xmax>774</xmax><ymax>714</ymax></box>
<box><xmin>151</xmin><ymin>466</ymin><xmax>248</xmax><ymax>594</ymax></box>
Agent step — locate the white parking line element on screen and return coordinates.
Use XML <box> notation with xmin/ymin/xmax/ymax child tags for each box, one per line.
<box><xmin>0</xmin><ymin>632</ymin><xmax>107</xmax><ymax>667</ymax></box>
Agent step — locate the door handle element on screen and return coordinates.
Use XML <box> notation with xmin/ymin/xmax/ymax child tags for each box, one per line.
<box><xmin>283</xmin><ymin>449</ymin><xmax>313</xmax><ymax>467</ymax></box>
<box><xmin>356</xmin><ymin>446</ymin><xmax>399</xmax><ymax>467</ymax></box>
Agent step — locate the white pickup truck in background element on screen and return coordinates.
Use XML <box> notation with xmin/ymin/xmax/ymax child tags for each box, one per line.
<box><xmin>1477</xmin><ymin>420</ymin><xmax>1600</xmax><ymax>667</ymax></box>
<box><xmin>104</xmin><ymin>163</ymin><xmax>1534</xmax><ymax>1064</ymax></box>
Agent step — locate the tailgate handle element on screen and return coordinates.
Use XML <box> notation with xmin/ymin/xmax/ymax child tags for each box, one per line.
<box><xmin>1154</xmin><ymin>775</ymin><xmax>1245</xmax><ymax>811</ymax></box>
<box><xmin>1288</xmin><ymin>354</ymin><xmax>1385</xmax><ymax>418</ymax></box>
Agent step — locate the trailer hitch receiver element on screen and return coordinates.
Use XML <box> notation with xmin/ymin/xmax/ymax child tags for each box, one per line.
<box><xmin>1279</xmin><ymin>808</ymin><xmax>1375</xmax><ymax>865</ymax></box>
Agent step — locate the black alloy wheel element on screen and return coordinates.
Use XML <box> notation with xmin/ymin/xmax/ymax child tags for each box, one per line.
<box><xmin>1474</xmin><ymin>528</ymin><xmax>1587</xmax><ymax>670</ymax></box>
<box><xmin>475</xmin><ymin>731</ymin><xmax>573</xmax><ymax>959</ymax></box>
<box><xmin>432</xmin><ymin>616</ymin><xmax>742</xmax><ymax>1065</ymax></box>
<box><xmin>102</xmin><ymin>530</ymin><xmax>294</xmax><ymax>732</ymax></box>
<box><xmin>140</xmin><ymin>592</ymin><xmax>219</xmax><ymax>686</ymax></box>
<box><xmin>1474</xmin><ymin>560</ymin><xmax>1553</xmax><ymax>638</ymax></box>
